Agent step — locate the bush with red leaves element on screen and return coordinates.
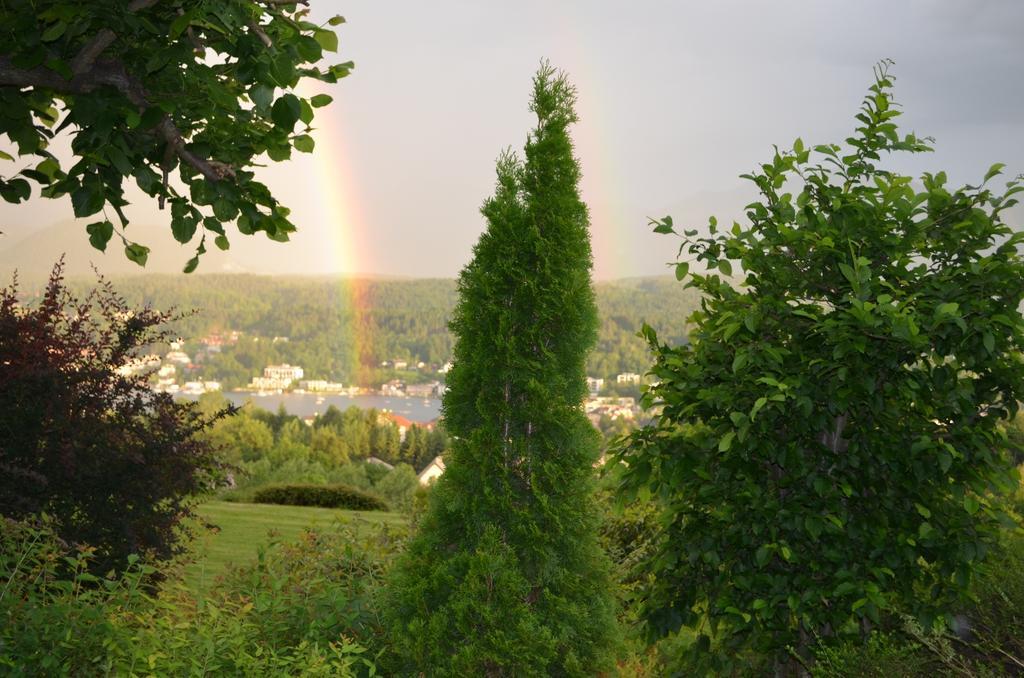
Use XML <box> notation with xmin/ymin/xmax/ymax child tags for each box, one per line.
<box><xmin>0</xmin><ymin>260</ymin><xmax>229</xmax><ymax>574</ymax></box>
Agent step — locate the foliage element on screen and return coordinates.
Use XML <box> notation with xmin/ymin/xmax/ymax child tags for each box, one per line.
<box><xmin>197</xmin><ymin>396</ymin><xmax>442</xmax><ymax>511</ymax></box>
<box><xmin>0</xmin><ymin>516</ymin><xmax>388</xmax><ymax>676</ymax></box>
<box><xmin>810</xmin><ymin>632</ymin><xmax>928</xmax><ymax>678</ymax></box>
<box><xmin>384</xmin><ymin>64</ymin><xmax>619</xmax><ymax>676</ymax></box>
<box><xmin>0</xmin><ymin>0</ymin><xmax>350</xmax><ymax>270</ymax></box>
<box><xmin>252</xmin><ymin>483</ymin><xmax>389</xmax><ymax>511</ymax></box>
<box><xmin>0</xmin><ymin>262</ymin><xmax>227</xmax><ymax>575</ymax></box>
<box><xmin>618</xmin><ymin>61</ymin><xmax>1024</xmax><ymax>670</ymax></box>
<box><xmin>372</xmin><ymin>464</ymin><xmax>419</xmax><ymax>513</ymax></box>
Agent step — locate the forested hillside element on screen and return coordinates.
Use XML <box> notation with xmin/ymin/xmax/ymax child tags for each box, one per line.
<box><xmin>53</xmin><ymin>274</ymin><xmax>700</xmax><ymax>386</ymax></box>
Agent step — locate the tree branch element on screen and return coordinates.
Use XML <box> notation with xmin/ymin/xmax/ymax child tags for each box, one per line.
<box><xmin>248</xmin><ymin>20</ymin><xmax>273</xmax><ymax>48</ymax></box>
<box><xmin>70</xmin><ymin>29</ymin><xmax>117</xmax><ymax>75</ymax></box>
<box><xmin>0</xmin><ymin>56</ymin><xmax>224</xmax><ymax>183</ymax></box>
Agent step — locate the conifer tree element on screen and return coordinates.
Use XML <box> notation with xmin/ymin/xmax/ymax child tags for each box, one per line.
<box><xmin>384</xmin><ymin>64</ymin><xmax>618</xmax><ymax>676</ymax></box>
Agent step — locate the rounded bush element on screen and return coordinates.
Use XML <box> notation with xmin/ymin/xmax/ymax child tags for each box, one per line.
<box><xmin>251</xmin><ymin>483</ymin><xmax>389</xmax><ymax>511</ymax></box>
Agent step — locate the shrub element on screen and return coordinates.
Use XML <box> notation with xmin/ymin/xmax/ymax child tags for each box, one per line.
<box><xmin>619</xmin><ymin>61</ymin><xmax>1024</xmax><ymax>670</ymax></box>
<box><xmin>251</xmin><ymin>483</ymin><xmax>389</xmax><ymax>511</ymax></box>
<box><xmin>0</xmin><ymin>516</ymin><xmax>395</xmax><ymax>676</ymax></box>
<box><xmin>0</xmin><ymin>263</ymin><xmax>229</xmax><ymax>575</ymax></box>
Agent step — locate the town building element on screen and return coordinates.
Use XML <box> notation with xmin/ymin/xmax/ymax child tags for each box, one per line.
<box><xmin>298</xmin><ymin>379</ymin><xmax>345</xmax><ymax>392</ymax></box>
<box><xmin>616</xmin><ymin>372</ymin><xmax>641</xmax><ymax>385</ymax></box>
<box><xmin>586</xmin><ymin>376</ymin><xmax>604</xmax><ymax>395</ymax></box>
<box><xmin>366</xmin><ymin>457</ymin><xmax>395</xmax><ymax>471</ymax></box>
<box><xmin>418</xmin><ymin>455</ymin><xmax>446</xmax><ymax>485</ymax></box>
<box><xmin>263</xmin><ymin>364</ymin><xmax>304</xmax><ymax>383</ymax></box>
<box><xmin>164</xmin><ymin>350</ymin><xmax>191</xmax><ymax>365</ymax></box>
<box><xmin>379</xmin><ymin>411</ymin><xmax>415</xmax><ymax>441</ymax></box>
<box><xmin>406</xmin><ymin>381</ymin><xmax>440</xmax><ymax>398</ymax></box>
<box><xmin>381</xmin><ymin>379</ymin><xmax>405</xmax><ymax>397</ymax></box>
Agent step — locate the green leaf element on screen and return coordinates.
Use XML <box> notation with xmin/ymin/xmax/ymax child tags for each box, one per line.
<box><xmin>674</xmin><ymin>262</ymin><xmax>689</xmax><ymax>281</ymax></box>
<box><xmin>299</xmin><ymin>99</ymin><xmax>314</xmax><ymax>125</ymax></box>
<box><xmin>271</xmin><ymin>95</ymin><xmax>302</xmax><ymax>130</ymax></box>
<box><xmin>310</xmin><ymin>94</ymin><xmax>333</xmax><ymax>108</ymax></box>
<box><xmin>250</xmin><ymin>85</ymin><xmax>274</xmax><ymax>112</ymax></box>
<box><xmin>171</xmin><ymin>204</ymin><xmax>197</xmax><ymax>243</ymax></box>
<box><xmin>0</xmin><ymin>178</ymin><xmax>31</xmax><ymax>203</ymax></box>
<box><xmin>328</xmin><ymin>15</ymin><xmax>347</xmax><ymax>26</ymax></box>
<box><xmin>984</xmin><ymin>162</ymin><xmax>1005</xmax><ymax>183</ymax></box>
<box><xmin>182</xmin><ymin>256</ymin><xmax>199</xmax><ymax>274</ymax></box>
<box><xmin>718</xmin><ymin>260</ymin><xmax>733</xmax><ymax>276</ymax></box>
<box><xmin>293</xmin><ymin>134</ymin><xmax>315</xmax><ymax>153</ymax></box>
<box><xmin>718</xmin><ymin>431</ymin><xmax>735</xmax><ymax>452</ymax></box>
<box><xmin>71</xmin><ymin>183</ymin><xmax>104</xmax><ymax>217</ymax></box>
<box><xmin>214</xmin><ymin>235</ymin><xmax>230</xmax><ymax>251</ymax></box>
<box><xmin>963</xmin><ymin>495</ymin><xmax>980</xmax><ymax>515</ymax></box>
<box><xmin>313</xmin><ymin>29</ymin><xmax>339</xmax><ymax>53</ymax></box>
<box><xmin>838</xmin><ymin>262</ymin><xmax>857</xmax><ymax>286</ymax></box>
<box><xmin>41</xmin><ymin>21</ymin><xmax>67</xmax><ymax>42</ymax></box>
<box><xmin>124</xmin><ymin>243</ymin><xmax>150</xmax><ymax>267</ymax></box>
<box><xmin>85</xmin><ymin>221</ymin><xmax>114</xmax><ymax>252</ymax></box>
<box><xmin>169</xmin><ymin>12</ymin><xmax>191</xmax><ymax>40</ymax></box>
<box><xmin>732</xmin><ymin>352</ymin><xmax>748</xmax><ymax>373</ymax></box>
<box><xmin>983</xmin><ymin>332</ymin><xmax>995</xmax><ymax>354</ymax></box>
<box><xmin>213</xmin><ymin>199</ymin><xmax>238</xmax><ymax>222</ymax></box>
<box><xmin>651</xmin><ymin>216</ymin><xmax>674</xmax><ymax>234</ymax></box>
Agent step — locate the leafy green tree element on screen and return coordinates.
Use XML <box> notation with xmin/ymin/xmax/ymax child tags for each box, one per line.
<box><xmin>398</xmin><ymin>424</ymin><xmax>429</xmax><ymax>470</ymax></box>
<box><xmin>0</xmin><ymin>0</ymin><xmax>349</xmax><ymax>269</ymax></box>
<box><xmin>370</xmin><ymin>421</ymin><xmax>400</xmax><ymax>464</ymax></box>
<box><xmin>309</xmin><ymin>426</ymin><xmax>350</xmax><ymax>466</ymax></box>
<box><xmin>618</xmin><ymin>61</ymin><xmax>1024</xmax><ymax>670</ymax></box>
<box><xmin>203</xmin><ymin>410</ymin><xmax>273</xmax><ymax>464</ymax></box>
<box><xmin>384</xmin><ymin>64</ymin><xmax>618</xmax><ymax>676</ymax></box>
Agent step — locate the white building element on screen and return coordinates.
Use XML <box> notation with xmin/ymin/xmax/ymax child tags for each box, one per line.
<box><xmin>181</xmin><ymin>380</ymin><xmax>222</xmax><ymax>395</ymax></box>
<box><xmin>165</xmin><ymin>350</ymin><xmax>191</xmax><ymax>365</ymax></box>
<box><xmin>586</xmin><ymin>377</ymin><xmax>604</xmax><ymax>395</ymax></box>
<box><xmin>263</xmin><ymin>364</ymin><xmax>304</xmax><ymax>383</ymax></box>
<box><xmin>617</xmin><ymin>372</ymin><xmax>641</xmax><ymax>385</ymax></box>
<box><xmin>418</xmin><ymin>456</ymin><xmax>446</xmax><ymax>485</ymax></box>
<box><xmin>116</xmin><ymin>353</ymin><xmax>161</xmax><ymax>377</ymax></box>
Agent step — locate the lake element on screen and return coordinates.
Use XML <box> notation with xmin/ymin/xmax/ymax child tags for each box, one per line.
<box><xmin>182</xmin><ymin>391</ymin><xmax>442</xmax><ymax>423</ymax></box>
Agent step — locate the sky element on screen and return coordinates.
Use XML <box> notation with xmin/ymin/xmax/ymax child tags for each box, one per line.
<box><xmin>2</xmin><ymin>0</ymin><xmax>1022</xmax><ymax>279</ymax></box>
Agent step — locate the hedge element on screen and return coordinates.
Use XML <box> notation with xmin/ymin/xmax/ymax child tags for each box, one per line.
<box><xmin>251</xmin><ymin>483</ymin><xmax>389</xmax><ymax>511</ymax></box>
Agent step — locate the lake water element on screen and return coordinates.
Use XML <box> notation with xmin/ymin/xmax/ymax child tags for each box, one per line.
<box><xmin>183</xmin><ymin>391</ymin><xmax>442</xmax><ymax>423</ymax></box>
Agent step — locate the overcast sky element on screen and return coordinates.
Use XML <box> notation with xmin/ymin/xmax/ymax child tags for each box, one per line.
<box><xmin>2</xmin><ymin>0</ymin><xmax>1022</xmax><ymax>279</ymax></box>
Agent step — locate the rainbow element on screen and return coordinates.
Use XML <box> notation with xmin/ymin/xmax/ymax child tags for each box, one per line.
<box><xmin>306</xmin><ymin>86</ymin><xmax>376</xmax><ymax>387</ymax></box>
<box><xmin>550</xmin><ymin>37</ymin><xmax>646</xmax><ymax>281</ymax></box>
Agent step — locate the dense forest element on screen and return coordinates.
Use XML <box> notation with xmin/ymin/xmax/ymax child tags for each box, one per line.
<box><xmin>53</xmin><ymin>274</ymin><xmax>700</xmax><ymax>387</ymax></box>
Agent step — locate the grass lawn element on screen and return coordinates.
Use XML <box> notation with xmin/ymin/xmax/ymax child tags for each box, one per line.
<box><xmin>183</xmin><ymin>500</ymin><xmax>406</xmax><ymax>592</ymax></box>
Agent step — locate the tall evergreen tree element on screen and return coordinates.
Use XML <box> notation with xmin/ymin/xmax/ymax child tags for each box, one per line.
<box><xmin>384</xmin><ymin>64</ymin><xmax>618</xmax><ymax>676</ymax></box>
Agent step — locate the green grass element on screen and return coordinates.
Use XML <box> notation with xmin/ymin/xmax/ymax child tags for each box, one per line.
<box><xmin>184</xmin><ymin>500</ymin><xmax>406</xmax><ymax>592</ymax></box>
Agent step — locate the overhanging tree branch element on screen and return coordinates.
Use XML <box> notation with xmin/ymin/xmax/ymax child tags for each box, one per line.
<box><xmin>0</xmin><ymin>56</ymin><xmax>225</xmax><ymax>183</ymax></box>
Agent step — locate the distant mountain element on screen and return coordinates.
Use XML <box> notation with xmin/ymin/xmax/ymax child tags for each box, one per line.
<box><xmin>0</xmin><ymin>219</ymin><xmax>251</xmax><ymax>281</ymax></box>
